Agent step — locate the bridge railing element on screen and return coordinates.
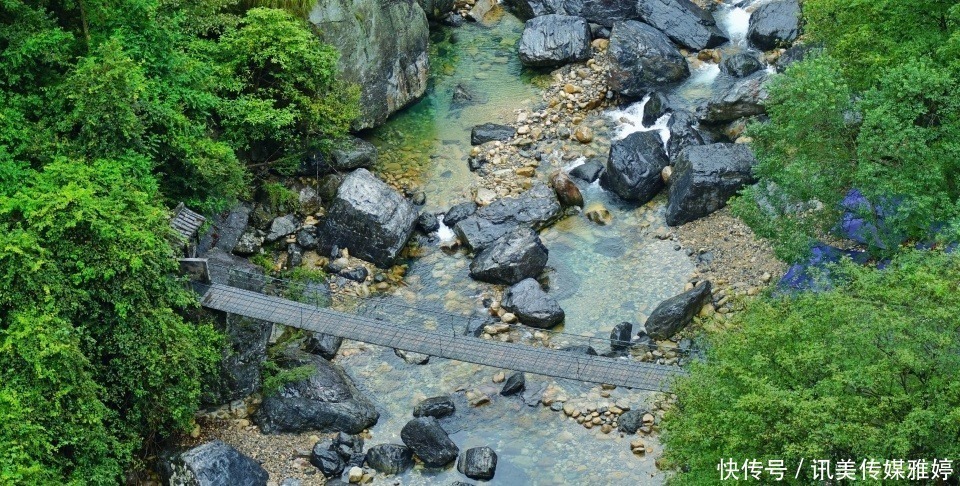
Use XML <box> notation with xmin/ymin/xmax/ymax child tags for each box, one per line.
<box><xmin>200</xmin><ymin>260</ymin><xmax>696</xmax><ymax>366</ymax></box>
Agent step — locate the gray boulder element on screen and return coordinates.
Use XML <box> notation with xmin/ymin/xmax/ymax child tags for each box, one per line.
<box><xmin>232</xmin><ymin>229</ymin><xmax>264</xmax><ymax>256</ymax></box>
<box><xmin>266</xmin><ymin>214</ymin><xmax>298</xmax><ymax>243</ymax></box>
<box><xmin>454</xmin><ymin>183</ymin><xmax>561</xmax><ymax>251</ymax></box>
<box><xmin>665</xmin><ymin>143</ymin><xmax>757</xmax><ymax>226</ymax></box>
<box><xmin>600</xmin><ymin>131</ymin><xmax>669</xmax><ymax>203</ymax></box>
<box><xmin>164</xmin><ymin>441</ymin><xmax>268</xmax><ymax>486</ymax></box>
<box><xmin>469</xmin><ymin>227</ymin><xmax>549</xmax><ymax>285</ymax></box>
<box><xmin>309</xmin><ymin>0</ymin><xmax>429</xmax><ymax>129</ymax></box>
<box><xmin>644</xmin><ymin>282</ymin><xmax>712</xmax><ymax>339</ymax></box>
<box><xmin>304</xmin><ymin>333</ymin><xmax>343</xmax><ymax>360</ymax></box>
<box><xmin>569</xmin><ymin>158</ymin><xmax>604</xmax><ymax>182</ymax></box>
<box><xmin>319</xmin><ymin>169</ymin><xmax>418</xmax><ymax>267</ymax></box>
<box><xmin>636</xmin><ymin>0</ymin><xmax>728</xmax><ymax>50</ymax></box>
<box><xmin>748</xmin><ymin>0</ymin><xmax>800</xmax><ymax>51</ymax></box>
<box><xmin>666</xmin><ymin>110</ymin><xmax>705</xmax><ymax>159</ymax></box>
<box><xmin>720</xmin><ymin>51</ymin><xmax>764</xmax><ymax>78</ymax></box>
<box><xmin>296</xmin><ymin>227</ymin><xmax>319</xmax><ymax>250</ymax></box>
<box><xmin>501</xmin><ymin>278</ymin><xmax>565</xmax><ymax>328</ymax></box>
<box><xmin>310</xmin><ymin>440</ymin><xmax>345</xmax><ymax>478</ymax></box>
<box><xmin>697</xmin><ymin>70</ymin><xmax>770</xmax><ymax>123</ymax></box>
<box><xmin>617</xmin><ymin>409</ymin><xmax>645</xmax><ymax>434</ymax></box>
<box><xmin>365</xmin><ymin>444</ymin><xmax>414</xmax><ymax>475</ymax></box>
<box><xmin>776</xmin><ymin>43</ymin><xmax>823</xmax><ymax>73</ymax></box>
<box><xmin>332</xmin><ymin>137</ymin><xmax>378</xmax><ymax>172</ymax></box>
<box><xmin>252</xmin><ymin>356</ymin><xmax>379</xmax><ymax>434</ymax></box>
<box><xmin>607</xmin><ymin>21</ymin><xmax>690</xmax><ymax>98</ymax></box>
<box><xmin>443</xmin><ymin>202</ymin><xmax>478</xmax><ymax>226</ymax></box>
<box><xmin>400</xmin><ymin>417</ymin><xmax>460</xmax><ymax>468</ymax></box>
<box><xmin>504</xmin><ymin>0</ymin><xmax>636</xmax><ymax>28</ymax></box>
<box><xmin>457</xmin><ymin>447</ymin><xmax>498</xmax><ymax>481</ymax></box>
<box><xmin>471</xmin><ymin>123</ymin><xmax>516</xmax><ymax>145</ymax></box>
<box><xmin>414</xmin><ymin>396</ymin><xmax>456</xmax><ymax>419</ymax></box>
<box><xmin>202</xmin><ymin>313</ymin><xmax>271</xmax><ymax>407</ymax></box>
<box><xmin>500</xmin><ymin>372</ymin><xmax>526</xmax><ymax>396</ymax></box>
<box><xmin>518</xmin><ymin>15</ymin><xmax>591</xmax><ymax>67</ymax></box>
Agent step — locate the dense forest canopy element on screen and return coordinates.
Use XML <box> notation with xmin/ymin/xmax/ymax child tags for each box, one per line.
<box><xmin>0</xmin><ymin>1</ymin><xmax>357</xmax><ymax>482</ymax></box>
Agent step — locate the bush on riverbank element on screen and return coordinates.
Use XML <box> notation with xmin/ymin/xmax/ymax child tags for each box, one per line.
<box><xmin>661</xmin><ymin>250</ymin><xmax>960</xmax><ymax>484</ymax></box>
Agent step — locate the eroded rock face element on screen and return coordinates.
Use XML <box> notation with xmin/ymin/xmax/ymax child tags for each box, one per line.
<box><xmin>163</xmin><ymin>441</ymin><xmax>268</xmax><ymax>486</ymax></box>
<box><xmin>413</xmin><ymin>396</ymin><xmax>456</xmax><ymax>419</ymax></box>
<box><xmin>748</xmin><ymin>0</ymin><xmax>800</xmax><ymax>51</ymax></box>
<box><xmin>600</xmin><ymin>131</ymin><xmax>669</xmax><ymax>203</ymax></box>
<box><xmin>309</xmin><ymin>0</ymin><xmax>429</xmax><ymax>129</ymax></box>
<box><xmin>666</xmin><ymin>110</ymin><xmax>706</xmax><ymax>160</ymax></box>
<box><xmin>644</xmin><ymin>282</ymin><xmax>712</xmax><ymax>339</ymax></box>
<box><xmin>518</xmin><ymin>14</ymin><xmax>591</xmax><ymax>67</ymax></box>
<box><xmin>319</xmin><ymin>169</ymin><xmax>418</xmax><ymax>267</ymax></box>
<box><xmin>253</xmin><ymin>356</ymin><xmax>379</xmax><ymax>434</ymax></box>
<box><xmin>636</xmin><ymin>0</ymin><xmax>727</xmax><ymax>51</ymax></box>
<box><xmin>665</xmin><ymin>143</ymin><xmax>757</xmax><ymax>226</ymax></box>
<box><xmin>607</xmin><ymin>21</ymin><xmax>690</xmax><ymax>97</ymax></box>
<box><xmin>469</xmin><ymin>227</ymin><xmax>549</xmax><ymax>285</ymax></box>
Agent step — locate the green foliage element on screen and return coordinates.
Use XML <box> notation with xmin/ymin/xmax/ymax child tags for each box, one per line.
<box><xmin>260</xmin><ymin>360</ymin><xmax>316</xmax><ymax>396</ymax></box>
<box><xmin>262</xmin><ymin>181</ymin><xmax>300</xmax><ymax>213</ymax></box>
<box><xmin>661</xmin><ymin>251</ymin><xmax>960</xmax><ymax>484</ymax></box>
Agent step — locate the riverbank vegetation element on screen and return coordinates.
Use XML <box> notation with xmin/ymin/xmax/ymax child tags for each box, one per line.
<box><xmin>664</xmin><ymin>1</ymin><xmax>960</xmax><ymax>482</ymax></box>
<box><xmin>0</xmin><ymin>1</ymin><xmax>356</xmax><ymax>482</ymax></box>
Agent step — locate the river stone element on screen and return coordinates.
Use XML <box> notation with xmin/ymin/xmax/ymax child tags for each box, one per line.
<box><xmin>600</xmin><ymin>131</ymin><xmax>669</xmax><ymax>203</ymax></box>
<box><xmin>164</xmin><ymin>441</ymin><xmax>268</xmax><ymax>486</ymax></box>
<box><xmin>748</xmin><ymin>0</ymin><xmax>800</xmax><ymax>51</ymax></box>
<box><xmin>252</xmin><ymin>356</ymin><xmax>379</xmax><ymax>434</ymax></box>
<box><xmin>469</xmin><ymin>227</ymin><xmax>549</xmax><ymax>285</ymax></box>
<box><xmin>333</xmin><ymin>432</ymin><xmax>365</xmax><ymax>466</ymax></box>
<box><xmin>400</xmin><ymin>417</ymin><xmax>460</xmax><ymax>468</ymax></box>
<box><xmin>610</xmin><ymin>321</ymin><xmax>633</xmax><ymax>351</ymax></box>
<box><xmin>720</xmin><ymin>50</ymin><xmax>763</xmax><ymax>78</ymax></box>
<box><xmin>666</xmin><ymin>110</ymin><xmax>705</xmax><ymax>160</ymax></box>
<box><xmin>418</xmin><ymin>212</ymin><xmax>441</xmax><ymax>233</ymax></box>
<box><xmin>636</xmin><ymin>0</ymin><xmax>728</xmax><ymax>51</ymax></box>
<box><xmin>266</xmin><ymin>214</ymin><xmax>298</xmax><ymax>243</ymax></box>
<box><xmin>518</xmin><ymin>15</ymin><xmax>591</xmax><ymax>67</ymax></box>
<box><xmin>365</xmin><ymin>444</ymin><xmax>414</xmax><ymax>475</ymax></box>
<box><xmin>644</xmin><ymin>282</ymin><xmax>712</xmax><ymax>340</ymax></box>
<box><xmin>697</xmin><ymin>70</ymin><xmax>770</xmax><ymax>123</ymax></box>
<box><xmin>443</xmin><ymin>202</ymin><xmax>478</xmax><ymax>226</ymax></box>
<box><xmin>569</xmin><ymin>159</ymin><xmax>605</xmax><ymax>182</ymax></box>
<box><xmin>458</xmin><ymin>447</ymin><xmax>498</xmax><ymax>480</ymax></box>
<box><xmin>414</xmin><ymin>396</ymin><xmax>456</xmax><ymax>419</ymax></box>
<box><xmin>549</xmin><ymin>171</ymin><xmax>584</xmax><ymax>208</ymax></box>
<box><xmin>309</xmin><ymin>0</ymin><xmax>429</xmax><ymax>129</ymax></box>
<box><xmin>310</xmin><ymin>440</ymin><xmax>345</xmax><ymax>478</ymax></box>
<box><xmin>304</xmin><ymin>333</ymin><xmax>343</xmax><ymax>360</ymax></box>
<box><xmin>642</xmin><ymin>91</ymin><xmax>670</xmax><ymax>127</ymax></box>
<box><xmin>454</xmin><ymin>183</ymin><xmax>561</xmax><ymax>251</ymax></box>
<box><xmin>202</xmin><ymin>313</ymin><xmax>271</xmax><ymax>407</ymax></box>
<box><xmin>501</xmin><ymin>278</ymin><xmax>565</xmax><ymax>328</ymax></box>
<box><xmin>500</xmin><ymin>372</ymin><xmax>526</xmax><ymax>396</ymax></box>
<box><xmin>319</xmin><ymin>169</ymin><xmax>418</xmax><ymax>267</ymax></box>
<box><xmin>665</xmin><ymin>143</ymin><xmax>757</xmax><ymax>226</ymax></box>
<box><xmin>296</xmin><ymin>227</ymin><xmax>319</xmax><ymax>250</ymax></box>
<box><xmin>607</xmin><ymin>20</ymin><xmax>690</xmax><ymax>98</ymax></box>
<box><xmin>332</xmin><ymin>137</ymin><xmax>378</xmax><ymax>171</ymax></box>
<box><xmin>504</xmin><ymin>0</ymin><xmax>636</xmax><ymax>28</ymax></box>
<box><xmin>559</xmin><ymin>344</ymin><xmax>598</xmax><ymax>355</ymax></box>
<box><xmin>395</xmin><ymin>348</ymin><xmax>431</xmax><ymax>365</ymax></box>
<box><xmin>618</xmin><ymin>409</ymin><xmax>645</xmax><ymax>434</ymax></box>
<box><xmin>471</xmin><ymin>123</ymin><xmax>516</xmax><ymax>145</ymax></box>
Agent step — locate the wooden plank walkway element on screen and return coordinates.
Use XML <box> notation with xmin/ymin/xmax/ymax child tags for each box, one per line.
<box><xmin>200</xmin><ymin>283</ymin><xmax>685</xmax><ymax>391</ymax></box>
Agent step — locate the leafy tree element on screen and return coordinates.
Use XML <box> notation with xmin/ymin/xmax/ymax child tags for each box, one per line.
<box><xmin>661</xmin><ymin>251</ymin><xmax>960</xmax><ymax>485</ymax></box>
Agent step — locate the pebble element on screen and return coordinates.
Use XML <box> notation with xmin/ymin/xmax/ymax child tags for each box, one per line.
<box><xmin>501</xmin><ymin>312</ymin><xmax>518</xmax><ymax>324</ymax></box>
<box><xmin>348</xmin><ymin>466</ymin><xmax>363</xmax><ymax>483</ymax></box>
<box><xmin>493</xmin><ymin>371</ymin><xmax>506</xmax><ymax>383</ymax></box>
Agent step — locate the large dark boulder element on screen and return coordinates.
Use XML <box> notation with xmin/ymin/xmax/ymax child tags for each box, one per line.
<box><xmin>365</xmin><ymin>444</ymin><xmax>414</xmax><ymax>475</ymax></box>
<box><xmin>454</xmin><ymin>183</ymin><xmax>561</xmax><ymax>251</ymax></box>
<box><xmin>413</xmin><ymin>396</ymin><xmax>456</xmax><ymax>419</ymax></box>
<box><xmin>665</xmin><ymin>143</ymin><xmax>757</xmax><ymax>226</ymax></box>
<box><xmin>720</xmin><ymin>50</ymin><xmax>763</xmax><ymax>78</ymax></box>
<box><xmin>642</xmin><ymin>92</ymin><xmax>670</xmax><ymax>127</ymax></box>
<box><xmin>310</xmin><ymin>440</ymin><xmax>345</xmax><ymax>478</ymax></box>
<box><xmin>252</xmin><ymin>356</ymin><xmax>379</xmax><ymax>434</ymax></box>
<box><xmin>607</xmin><ymin>21</ymin><xmax>690</xmax><ymax>98</ymax></box>
<box><xmin>697</xmin><ymin>70</ymin><xmax>770</xmax><ymax>123</ymax></box>
<box><xmin>471</xmin><ymin>123</ymin><xmax>516</xmax><ymax>145</ymax></box>
<box><xmin>318</xmin><ymin>169</ymin><xmax>418</xmax><ymax>267</ymax></box>
<box><xmin>309</xmin><ymin>0</ymin><xmax>429</xmax><ymax>129</ymax></box>
<box><xmin>500</xmin><ymin>372</ymin><xmax>526</xmax><ymax>396</ymax></box>
<box><xmin>748</xmin><ymin>0</ymin><xmax>800</xmax><ymax>51</ymax></box>
<box><xmin>400</xmin><ymin>417</ymin><xmax>460</xmax><ymax>468</ymax></box>
<box><xmin>501</xmin><ymin>278</ymin><xmax>565</xmax><ymax>328</ymax></box>
<box><xmin>610</xmin><ymin>321</ymin><xmax>633</xmax><ymax>351</ymax></box>
<box><xmin>504</xmin><ymin>0</ymin><xmax>636</xmax><ymax>27</ymax></box>
<box><xmin>636</xmin><ymin>0</ymin><xmax>727</xmax><ymax>50</ymax></box>
<box><xmin>163</xmin><ymin>441</ymin><xmax>268</xmax><ymax>486</ymax></box>
<box><xmin>666</xmin><ymin>110</ymin><xmax>705</xmax><ymax>160</ymax></box>
<box><xmin>457</xmin><ymin>447</ymin><xmax>498</xmax><ymax>481</ymax></box>
<box><xmin>202</xmin><ymin>313</ymin><xmax>271</xmax><ymax>407</ymax></box>
<box><xmin>644</xmin><ymin>281</ymin><xmax>712</xmax><ymax>339</ymax></box>
<box><xmin>569</xmin><ymin>158</ymin><xmax>605</xmax><ymax>182</ymax></box>
<box><xmin>600</xmin><ymin>131</ymin><xmax>669</xmax><ymax>203</ymax></box>
<box><xmin>617</xmin><ymin>409</ymin><xmax>645</xmax><ymax>434</ymax></box>
<box><xmin>518</xmin><ymin>15</ymin><xmax>591</xmax><ymax>67</ymax></box>
<box><xmin>469</xmin><ymin>227</ymin><xmax>549</xmax><ymax>285</ymax></box>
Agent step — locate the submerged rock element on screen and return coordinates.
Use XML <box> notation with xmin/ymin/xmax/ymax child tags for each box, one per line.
<box><xmin>642</xmin><ymin>91</ymin><xmax>670</xmax><ymax>126</ymax></box>
<box><xmin>163</xmin><ymin>441</ymin><xmax>268</xmax><ymax>486</ymax></box>
<box><xmin>501</xmin><ymin>278</ymin><xmax>565</xmax><ymax>328</ymax></box>
<box><xmin>414</xmin><ymin>396</ymin><xmax>456</xmax><ymax>419</ymax></box>
<box><xmin>471</xmin><ymin>123</ymin><xmax>516</xmax><ymax>145</ymax></box>
<box><xmin>665</xmin><ymin>143</ymin><xmax>757</xmax><ymax>226</ymax></box>
<box><xmin>607</xmin><ymin>20</ymin><xmax>690</xmax><ymax>98</ymax></box>
<box><xmin>560</xmin><ymin>344</ymin><xmax>598</xmax><ymax>355</ymax></box>
<box><xmin>395</xmin><ymin>348</ymin><xmax>431</xmax><ymax>365</ymax></box>
<box><xmin>748</xmin><ymin>0</ymin><xmax>801</xmax><ymax>51</ymax></box>
<box><xmin>458</xmin><ymin>447</ymin><xmax>498</xmax><ymax>480</ymax></box>
<box><xmin>636</xmin><ymin>0</ymin><xmax>728</xmax><ymax>50</ymax></box>
<box><xmin>720</xmin><ymin>51</ymin><xmax>764</xmax><ymax>78</ymax></box>
<box><xmin>309</xmin><ymin>0</ymin><xmax>429</xmax><ymax>129</ymax></box>
<box><xmin>253</xmin><ymin>356</ymin><xmax>379</xmax><ymax>434</ymax></box>
<box><xmin>365</xmin><ymin>444</ymin><xmax>414</xmax><ymax>475</ymax></box>
<box><xmin>518</xmin><ymin>15</ymin><xmax>591</xmax><ymax>67</ymax></box>
<box><xmin>469</xmin><ymin>227</ymin><xmax>549</xmax><ymax>285</ymax></box>
<box><xmin>202</xmin><ymin>313</ymin><xmax>271</xmax><ymax>407</ymax></box>
<box><xmin>644</xmin><ymin>282</ymin><xmax>712</xmax><ymax>340</ymax></box>
<box><xmin>454</xmin><ymin>183</ymin><xmax>561</xmax><ymax>251</ymax></box>
<box><xmin>400</xmin><ymin>417</ymin><xmax>460</xmax><ymax>468</ymax></box>
<box><xmin>600</xmin><ymin>131</ymin><xmax>669</xmax><ymax>203</ymax></box>
<box><xmin>500</xmin><ymin>372</ymin><xmax>526</xmax><ymax>396</ymax></box>
<box><xmin>319</xmin><ymin>169</ymin><xmax>418</xmax><ymax>267</ymax></box>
